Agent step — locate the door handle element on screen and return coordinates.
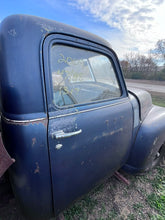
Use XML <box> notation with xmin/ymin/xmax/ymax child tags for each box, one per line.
<box><xmin>51</xmin><ymin>129</ymin><xmax>82</xmax><ymax>139</ymax></box>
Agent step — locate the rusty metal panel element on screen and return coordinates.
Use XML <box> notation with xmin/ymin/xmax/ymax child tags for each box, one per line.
<box><xmin>0</xmin><ymin>134</ymin><xmax>15</xmax><ymax>177</ymax></box>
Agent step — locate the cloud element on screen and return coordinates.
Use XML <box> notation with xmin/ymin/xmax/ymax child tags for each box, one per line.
<box><xmin>153</xmin><ymin>0</ymin><xmax>164</xmax><ymax>4</ymax></box>
<box><xmin>69</xmin><ymin>0</ymin><xmax>165</xmax><ymax>58</ymax></box>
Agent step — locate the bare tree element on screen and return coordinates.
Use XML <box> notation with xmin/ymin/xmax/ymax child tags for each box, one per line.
<box><xmin>153</xmin><ymin>39</ymin><xmax>165</xmax><ymax>64</ymax></box>
<box><xmin>120</xmin><ymin>53</ymin><xmax>157</xmax><ymax>79</ymax></box>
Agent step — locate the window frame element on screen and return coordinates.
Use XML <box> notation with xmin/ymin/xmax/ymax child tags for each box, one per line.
<box><xmin>43</xmin><ymin>34</ymin><xmax>128</xmax><ymax>114</ymax></box>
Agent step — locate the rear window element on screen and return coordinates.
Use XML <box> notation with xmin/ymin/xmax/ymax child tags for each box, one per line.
<box><xmin>50</xmin><ymin>45</ymin><xmax>121</xmax><ymax>107</ymax></box>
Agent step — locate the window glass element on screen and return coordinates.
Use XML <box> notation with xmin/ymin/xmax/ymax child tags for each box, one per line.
<box><xmin>50</xmin><ymin>45</ymin><xmax>121</xmax><ymax>107</ymax></box>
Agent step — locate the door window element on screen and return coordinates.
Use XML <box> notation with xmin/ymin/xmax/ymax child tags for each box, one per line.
<box><xmin>50</xmin><ymin>45</ymin><xmax>121</xmax><ymax>107</ymax></box>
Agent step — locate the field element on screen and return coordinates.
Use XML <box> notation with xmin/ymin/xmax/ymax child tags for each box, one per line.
<box><xmin>0</xmin><ymin>80</ymin><xmax>165</xmax><ymax>220</ymax></box>
<box><xmin>63</xmin><ymin>167</ymin><xmax>165</xmax><ymax>220</ymax></box>
<box><xmin>151</xmin><ymin>93</ymin><xmax>165</xmax><ymax>107</ymax></box>
<box><xmin>126</xmin><ymin>79</ymin><xmax>165</xmax><ymax>107</ymax></box>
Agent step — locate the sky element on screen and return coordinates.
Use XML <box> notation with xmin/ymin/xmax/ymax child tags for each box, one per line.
<box><xmin>0</xmin><ymin>0</ymin><xmax>165</xmax><ymax>59</ymax></box>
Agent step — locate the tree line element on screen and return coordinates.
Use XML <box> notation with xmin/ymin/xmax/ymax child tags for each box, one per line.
<box><xmin>120</xmin><ymin>39</ymin><xmax>165</xmax><ymax>81</ymax></box>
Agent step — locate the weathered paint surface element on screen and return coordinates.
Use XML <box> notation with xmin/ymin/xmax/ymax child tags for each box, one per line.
<box><xmin>1</xmin><ymin>118</ymin><xmax>53</xmax><ymax>219</ymax></box>
<box><xmin>128</xmin><ymin>87</ymin><xmax>152</xmax><ymax>121</ymax></box>
<box><xmin>48</xmin><ymin>101</ymin><xmax>133</xmax><ymax>214</ymax></box>
<box><xmin>123</xmin><ymin>105</ymin><xmax>165</xmax><ymax>173</ymax></box>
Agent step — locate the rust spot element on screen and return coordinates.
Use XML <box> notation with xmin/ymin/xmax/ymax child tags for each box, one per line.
<box><xmin>45</xmin><ymin>33</ymin><xmax>49</xmax><ymax>37</ymax></box>
<box><xmin>32</xmin><ymin>138</ymin><xmax>36</xmax><ymax>147</ymax></box>
<box><xmin>34</xmin><ymin>162</ymin><xmax>40</xmax><ymax>174</ymax></box>
<box><xmin>31</xmin><ymin>119</ymin><xmax>48</xmax><ymax>128</ymax></box>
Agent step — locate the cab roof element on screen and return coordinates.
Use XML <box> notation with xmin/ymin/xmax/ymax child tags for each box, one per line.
<box><xmin>0</xmin><ymin>14</ymin><xmax>111</xmax><ymax>49</ymax></box>
<box><xmin>0</xmin><ymin>15</ymin><xmax>114</xmax><ymax>119</ymax></box>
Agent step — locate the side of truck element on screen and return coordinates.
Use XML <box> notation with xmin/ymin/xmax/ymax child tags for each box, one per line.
<box><xmin>0</xmin><ymin>15</ymin><xmax>165</xmax><ymax>219</ymax></box>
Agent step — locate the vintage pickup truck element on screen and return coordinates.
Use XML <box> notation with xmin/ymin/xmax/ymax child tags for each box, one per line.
<box><xmin>0</xmin><ymin>15</ymin><xmax>165</xmax><ymax>219</ymax></box>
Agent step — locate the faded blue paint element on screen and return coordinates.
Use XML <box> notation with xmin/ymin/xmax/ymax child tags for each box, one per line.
<box><xmin>123</xmin><ymin>105</ymin><xmax>165</xmax><ymax>173</ymax></box>
<box><xmin>1</xmin><ymin>118</ymin><xmax>53</xmax><ymax>219</ymax></box>
<box><xmin>0</xmin><ymin>14</ymin><xmax>164</xmax><ymax>219</ymax></box>
<box><xmin>48</xmin><ymin>101</ymin><xmax>133</xmax><ymax>214</ymax></box>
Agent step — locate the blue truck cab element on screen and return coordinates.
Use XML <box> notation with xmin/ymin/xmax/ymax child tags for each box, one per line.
<box><xmin>0</xmin><ymin>15</ymin><xmax>165</xmax><ymax>219</ymax></box>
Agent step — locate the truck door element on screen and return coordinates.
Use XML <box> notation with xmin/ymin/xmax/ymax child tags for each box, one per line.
<box><xmin>43</xmin><ymin>35</ymin><xmax>133</xmax><ymax>214</ymax></box>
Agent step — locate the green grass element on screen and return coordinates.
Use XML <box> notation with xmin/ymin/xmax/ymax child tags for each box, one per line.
<box><xmin>133</xmin><ymin>203</ymin><xmax>144</xmax><ymax>211</ymax></box>
<box><xmin>151</xmin><ymin>95</ymin><xmax>165</xmax><ymax>107</ymax></box>
<box><xmin>147</xmin><ymin>193</ymin><xmax>165</xmax><ymax>217</ymax></box>
<box><xmin>127</xmin><ymin>213</ymin><xmax>135</xmax><ymax>220</ymax></box>
<box><xmin>146</xmin><ymin>167</ymin><xmax>165</xmax><ymax>219</ymax></box>
<box><xmin>107</xmin><ymin>210</ymin><xmax>118</xmax><ymax>219</ymax></box>
<box><xmin>64</xmin><ymin>195</ymin><xmax>98</xmax><ymax>220</ymax></box>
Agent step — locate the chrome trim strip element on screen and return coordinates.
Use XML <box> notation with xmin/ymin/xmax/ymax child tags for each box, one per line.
<box><xmin>49</xmin><ymin>99</ymin><xmax>129</xmax><ymax>120</ymax></box>
<box><xmin>1</xmin><ymin>99</ymin><xmax>129</xmax><ymax>122</ymax></box>
<box><xmin>1</xmin><ymin>115</ymin><xmax>47</xmax><ymax>124</ymax></box>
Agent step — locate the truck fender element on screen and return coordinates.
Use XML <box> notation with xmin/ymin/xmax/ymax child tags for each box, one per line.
<box><xmin>123</xmin><ymin>105</ymin><xmax>165</xmax><ymax>173</ymax></box>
